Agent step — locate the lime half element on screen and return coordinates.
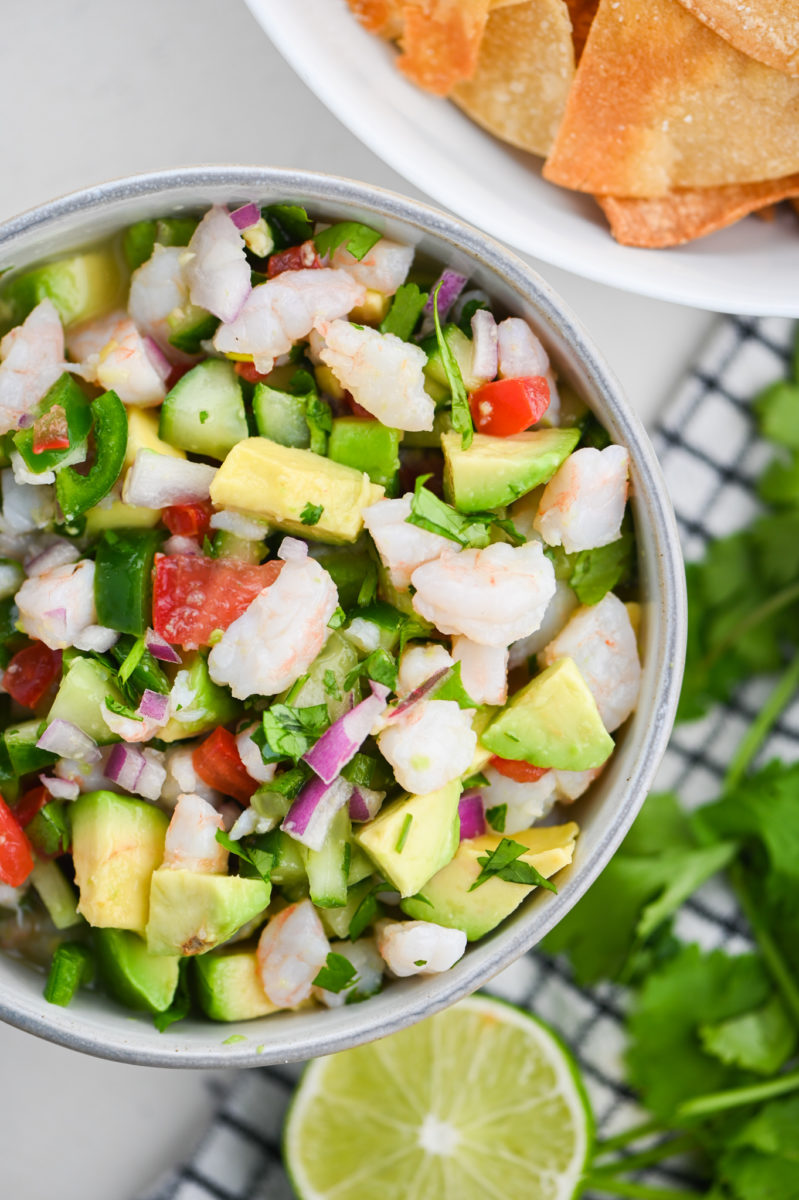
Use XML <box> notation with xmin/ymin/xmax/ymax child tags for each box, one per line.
<box><xmin>284</xmin><ymin>994</ymin><xmax>593</xmax><ymax>1200</ymax></box>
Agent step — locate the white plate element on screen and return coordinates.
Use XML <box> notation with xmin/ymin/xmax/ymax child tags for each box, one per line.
<box><xmin>247</xmin><ymin>0</ymin><xmax>799</xmax><ymax>315</ymax></box>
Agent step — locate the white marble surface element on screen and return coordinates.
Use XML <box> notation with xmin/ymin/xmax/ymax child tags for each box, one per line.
<box><xmin>0</xmin><ymin>2</ymin><xmax>715</xmax><ymax>1198</ymax></box>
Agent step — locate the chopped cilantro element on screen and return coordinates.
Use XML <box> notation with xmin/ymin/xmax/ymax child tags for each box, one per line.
<box><xmin>406</xmin><ymin>475</ymin><xmax>519</xmax><ymax>549</ymax></box>
<box><xmin>461</xmin><ymin>771</ymin><xmax>489</xmax><ymax>790</ymax></box>
<box><xmin>300</xmin><ymin>502</ymin><xmax>324</xmax><ymax>526</ymax></box>
<box><xmin>341</xmin><ymin>752</ymin><xmax>377</xmax><ymax>787</ymax></box>
<box><xmin>261</xmin><ymin>703</ymin><xmax>330</xmax><ymax>764</ymax></box>
<box><xmin>344</xmin><ymin>647</ymin><xmax>397</xmax><ymax>692</ymax></box>
<box><xmin>469</xmin><ymin>837</ymin><xmax>557</xmax><ymax>893</ymax></box>
<box><xmin>264</xmin><ymin>203</ymin><xmax>313</xmax><ymax>248</ymax></box>
<box><xmin>379</xmin><ymin>282</ymin><xmax>428</xmax><ymax>341</ymax></box>
<box><xmin>104</xmin><ymin>695</ymin><xmax>143</xmax><ymax>721</ymax></box>
<box><xmin>414</xmin><ymin>960</ymin><xmax>428</xmax><ymax>967</ymax></box>
<box><xmin>215</xmin><ymin>829</ymin><xmax>273</xmax><ymax>885</ymax></box>
<box><xmin>432</xmin><ymin>281</ymin><xmax>473</xmax><ymax>449</ymax></box>
<box><xmin>305</xmin><ymin>393</ymin><xmax>332</xmax><ymax>456</ymax></box>
<box><xmin>349</xmin><ymin>885</ymin><xmax>382</xmax><ymax>940</ymax></box>
<box><xmin>569</xmin><ymin>526</ymin><xmax>635</xmax><ymax>606</ymax></box>
<box><xmin>198</xmin><ymin>409</ymin><xmax>209</xmax><ymax>424</ymax></box>
<box><xmin>395</xmin><ymin>813</ymin><xmax>413</xmax><ymax>853</ymax></box>
<box><xmin>485</xmin><ymin>803</ymin><xmax>507</xmax><ymax>833</ymax></box>
<box><xmin>322</xmin><ymin>669</ymin><xmax>341</xmax><ymax>699</ymax></box>
<box><xmin>314</xmin><ymin>221</ymin><xmax>381</xmax><ymax>262</ymax></box>
<box><xmin>313</xmin><ymin>951</ymin><xmax>358</xmax><ymax>994</ymax></box>
<box><xmin>117</xmin><ymin>635</ymin><xmax>145</xmax><ymax>686</ymax></box>
<box><xmin>431</xmin><ymin>660</ymin><xmax>477</xmax><ymax>709</ymax></box>
<box><xmin>328</xmin><ymin>606</ymin><xmax>346</xmax><ymax>629</ymax></box>
<box><xmin>356</xmin><ymin>560</ymin><xmax>379</xmax><ymax>608</ymax></box>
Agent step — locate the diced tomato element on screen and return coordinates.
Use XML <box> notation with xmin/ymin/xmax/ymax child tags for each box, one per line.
<box><xmin>193</xmin><ymin>726</ymin><xmax>257</xmax><ymax>804</ymax></box>
<box><xmin>267</xmin><ymin>241</ymin><xmax>321</xmax><ymax>278</ymax></box>
<box><xmin>152</xmin><ymin>554</ymin><xmax>283</xmax><ymax>648</ymax></box>
<box><xmin>0</xmin><ymin>796</ymin><xmax>35</xmax><ymax>887</ymax></box>
<box><xmin>162</xmin><ymin>500</ymin><xmax>214</xmax><ymax>540</ymax></box>
<box><xmin>4</xmin><ymin>643</ymin><xmax>63</xmax><ymax>709</ymax></box>
<box><xmin>469</xmin><ymin>376</ymin><xmax>550</xmax><ymax>437</ymax></box>
<box><xmin>32</xmin><ymin>404</ymin><xmax>70</xmax><ymax>454</ymax></box>
<box><xmin>13</xmin><ymin>786</ymin><xmax>50</xmax><ymax>828</ymax></box>
<box><xmin>343</xmin><ymin>391</ymin><xmax>374</xmax><ymax>419</ymax></box>
<box><xmin>165</xmin><ymin>361</ymin><xmax>195</xmax><ymax>391</ymax></box>
<box><xmin>489</xmin><ymin>756</ymin><xmax>550</xmax><ymax>783</ymax></box>
<box><xmin>234</xmin><ymin>361</ymin><xmax>270</xmax><ymax>385</ymax></box>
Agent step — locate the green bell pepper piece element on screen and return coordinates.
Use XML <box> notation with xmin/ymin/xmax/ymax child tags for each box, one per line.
<box><xmin>26</xmin><ymin>800</ymin><xmax>70</xmax><ymax>858</ymax></box>
<box><xmin>94</xmin><ymin>528</ymin><xmax>164</xmax><ymax>636</ymax></box>
<box><xmin>13</xmin><ymin>373</ymin><xmax>92</xmax><ymax>474</ymax></box>
<box><xmin>4</xmin><ymin>720</ymin><xmax>57</xmax><ymax>776</ymax></box>
<box><xmin>55</xmin><ymin>390</ymin><xmax>128</xmax><ymax>521</ymax></box>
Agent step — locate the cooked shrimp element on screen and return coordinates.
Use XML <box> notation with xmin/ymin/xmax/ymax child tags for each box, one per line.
<box><xmin>160</xmin><ymin>744</ymin><xmax>221</xmax><ymax>809</ymax></box>
<box><xmin>508</xmin><ymin>579</ymin><xmax>579</xmax><ymax>667</ymax></box>
<box><xmin>256</xmin><ymin>899</ymin><xmax>330</xmax><ymax>1008</ymax></box>
<box><xmin>208</xmin><ymin>539</ymin><xmax>338</xmax><ymax>698</ymax></box>
<box><xmin>330</xmin><ymin>238</ymin><xmax>413</xmax><ymax>295</ymax></box>
<box><xmin>377</xmin><ymin>699</ymin><xmax>476</xmax><ymax>794</ymax></box>
<box><xmin>127</xmin><ymin>244</ymin><xmax>193</xmax><ymax>358</ymax></box>
<box><xmin>16</xmin><ymin>559</ymin><xmax>117</xmax><ymax>652</ymax></box>
<box><xmin>534</xmin><ymin>445</ymin><xmax>629</xmax><ymax>554</ymax></box>
<box><xmin>539</xmin><ymin>592</ymin><xmax>641</xmax><ymax>732</ymax></box>
<box><xmin>213</xmin><ymin>269</ymin><xmax>365</xmax><ymax>374</ymax></box>
<box><xmin>317</xmin><ymin>319</ymin><xmax>434</xmax><ymax>432</ymax></box>
<box><xmin>396</xmin><ymin>643</ymin><xmax>454</xmax><ymax>697</ymax></box>
<box><xmin>184</xmin><ymin>205</ymin><xmax>251</xmax><ymax>323</ymax></box>
<box><xmin>497</xmin><ymin>317</ymin><xmax>549</xmax><ymax>380</ymax></box>
<box><xmin>411</xmin><ymin>541</ymin><xmax>556</xmax><ymax>647</ymax></box>
<box><xmin>451</xmin><ymin>636</ymin><xmax>508</xmax><ymax>706</ymax></box>
<box><xmin>100</xmin><ymin>698</ymin><xmax>171</xmax><ymax>744</ymax></box>
<box><xmin>55</xmin><ymin>746</ymin><xmax>122</xmax><ymax>795</ymax></box>
<box><xmin>236</xmin><ymin>723</ymin><xmax>277</xmax><ymax>785</ymax></box>
<box><xmin>482</xmin><ymin>765</ymin><xmax>557</xmax><ymax>834</ymax></box>
<box><xmin>0</xmin><ymin>300</ymin><xmax>68</xmax><ymax>434</ymax></box>
<box><xmin>313</xmin><ymin>937</ymin><xmax>385</xmax><ymax>1008</ymax></box>
<box><xmin>553</xmin><ymin>767</ymin><xmax>602</xmax><ymax>802</ymax></box>
<box><xmin>162</xmin><ymin>792</ymin><xmax>227</xmax><ymax>874</ymax></box>
<box><xmin>362</xmin><ymin>494</ymin><xmax>454</xmax><ymax>589</ymax></box>
<box><xmin>376</xmin><ymin>919</ymin><xmax>467</xmax><ymax>977</ymax></box>
<box><xmin>70</xmin><ymin>310</ymin><xmax>168</xmax><ymax>406</ymax></box>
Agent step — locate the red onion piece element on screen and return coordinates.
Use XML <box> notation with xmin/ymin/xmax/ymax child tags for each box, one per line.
<box><xmin>390</xmin><ymin>666</ymin><xmax>451</xmax><ymax>719</ymax></box>
<box><xmin>230</xmin><ymin>203</ymin><xmax>260</xmax><ymax>231</ymax></box>
<box><xmin>458</xmin><ymin>790</ymin><xmax>486</xmax><ymax>841</ymax></box>
<box><xmin>423</xmin><ymin>268</ymin><xmax>468</xmax><ymax>321</ymax></box>
<box><xmin>349</xmin><ymin>784</ymin><xmax>385</xmax><ymax>823</ymax></box>
<box><xmin>137</xmin><ymin>689</ymin><xmax>170</xmax><ymax>723</ymax></box>
<box><xmin>143</xmin><ymin>335</ymin><xmax>172</xmax><ymax>384</ymax></box>
<box><xmin>104</xmin><ymin>743</ymin><xmax>145</xmax><ymax>792</ymax></box>
<box><xmin>137</xmin><ymin>750</ymin><xmax>167</xmax><ymax>802</ymax></box>
<box><xmin>470</xmin><ymin>309</ymin><xmax>498</xmax><ymax>382</ymax></box>
<box><xmin>39</xmin><ymin>773</ymin><xmax>80</xmax><ymax>801</ymax></box>
<box><xmin>281</xmin><ymin>776</ymin><xmax>353</xmax><ymax>852</ymax></box>
<box><xmin>17</xmin><ymin>413</ymin><xmax>34</xmax><ymax>429</ymax></box>
<box><xmin>144</xmin><ymin>628</ymin><xmax>182</xmax><ymax>664</ymax></box>
<box><xmin>303</xmin><ymin>682</ymin><xmax>389</xmax><ymax>785</ymax></box>
<box><xmin>37</xmin><ymin>719</ymin><xmax>101</xmax><ymax>764</ymax></box>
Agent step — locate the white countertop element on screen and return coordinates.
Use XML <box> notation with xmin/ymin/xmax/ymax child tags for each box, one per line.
<box><xmin>0</xmin><ymin>3</ymin><xmax>715</xmax><ymax>1197</ymax></box>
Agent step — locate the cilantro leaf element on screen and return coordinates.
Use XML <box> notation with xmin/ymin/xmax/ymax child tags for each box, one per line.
<box><xmin>379</xmin><ymin>282</ymin><xmax>428</xmax><ymax>341</ymax></box>
<box><xmin>431</xmin><ymin>660</ymin><xmax>477</xmax><ymax>709</ymax></box>
<box><xmin>313</xmin><ymin>951</ymin><xmax>358</xmax><ymax>994</ymax></box>
<box><xmin>406</xmin><ymin>474</ymin><xmax>514</xmax><ymax>549</ymax></box>
<box><xmin>569</xmin><ymin>527</ymin><xmax>635</xmax><ymax>606</ymax></box>
<box><xmin>349</xmin><ymin>885</ymin><xmax>383</xmax><ymax>941</ymax></box>
<box><xmin>356</xmin><ymin>560</ymin><xmax>378</xmax><ymax>607</ymax></box>
<box><xmin>215</xmin><ymin>829</ymin><xmax>274</xmax><ymax>886</ymax></box>
<box><xmin>432</xmin><ymin>281</ymin><xmax>473</xmax><ymax>449</ymax></box>
<box><xmin>344</xmin><ymin>648</ymin><xmax>397</xmax><ymax>692</ymax></box>
<box><xmin>699</xmin><ymin>994</ymin><xmax>796</xmax><ymax>1077</ymax></box>
<box><xmin>341</xmin><ymin>752</ymin><xmax>377</xmax><ymax>787</ymax></box>
<box><xmin>154</xmin><ymin>960</ymin><xmax>192</xmax><ymax>1033</ymax></box>
<box><xmin>716</xmin><ymin>1097</ymin><xmax>799</xmax><ymax>1200</ymax></box>
<box><xmin>261</xmin><ymin>703</ymin><xmax>330</xmax><ymax>764</ymax></box>
<box><xmin>322</xmin><ymin>669</ymin><xmax>341</xmax><ymax>699</ymax></box>
<box><xmin>104</xmin><ymin>695</ymin><xmax>143</xmax><ymax>721</ymax></box>
<box><xmin>117</xmin><ymin>636</ymin><xmax>145</xmax><ymax>686</ymax></box>
<box><xmin>300</xmin><ymin>502</ymin><xmax>324</xmax><ymax>526</ymax></box>
<box><xmin>304</xmin><ymin>394</ymin><xmax>332</xmax><ymax>456</ymax></box>
<box><xmin>485</xmin><ymin>803</ymin><xmax>507</xmax><ymax>832</ymax></box>
<box><xmin>265</xmin><ymin>203</ymin><xmax>313</xmax><ymax>248</ymax></box>
<box><xmin>469</xmin><ymin>837</ymin><xmax>557</xmax><ymax>893</ymax></box>
<box><xmin>328</xmin><ymin>606</ymin><xmax>346</xmax><ymax>629</ymax></box>
<box><xmin>314</xmin><ymin>221</ymin><xmax>381</xmax><ymax>262</ymax></box>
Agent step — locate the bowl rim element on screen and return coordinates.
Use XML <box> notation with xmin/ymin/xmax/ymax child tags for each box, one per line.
<box><xmin>0</xmin><ymin>165</ymin><xmax>686</xmax><ymax>1067</ymax></box>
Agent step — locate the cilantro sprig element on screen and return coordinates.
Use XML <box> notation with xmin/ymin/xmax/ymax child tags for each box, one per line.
<box><xmin>469</xmin><ymin>837</ymin><xmax>557</xmax><ymax>893</ymax></box>
<box><xmin>215</xmin><ymin>829</ymin><xmax>274</xmax><ymax>886</ymax></box>
<box><xmin>314</xmin><ymin>221</ymin><xmax>381</xmax><ymax>262</ymax></box>
<box><xmin>406</xmin><ymin>474</ymin><xmax>524</xmax><ymax>549</ymax></box>
<box><xmin>313</xmin><ymin>952</ymin><xmax>358</xmax><ymax>995</ymax></box>
<box><xmin>259</xmin><ymin>703</ymin><xmax>330</xmax><ymax>764</ymax></box>
<box><xmin>431</xmin><ymin>280</ymin><xmax>473</xmax><ymax>449</ymax></box>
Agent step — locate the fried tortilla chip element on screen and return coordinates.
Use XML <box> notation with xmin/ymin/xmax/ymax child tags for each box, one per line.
<box><xmin>676</xmin><ymin>0</ymin><xmax>799</xmax><ymax>77</ymax></box>
<box><xmin>346</xmin><ymin>0</ymin><xmax>405</xmax><ymax>39</ymax></box>
<box><xmin>597</xmin><ymin>176</ymin><xmax>799</xmax><ymax>247</ymax></box>
<box><xmin>564</xmin><ymin>0</ymin><xmax>599</xmax><ymax>60</ymax></box>
<box><xmin>451</xmin><ymin>0</ymin><xmax>575</xmax><ymax>157</ymax></box>
<box><xmin>544</xmin><ymin>0</ymin><xmax>799</xmax><ymax>197</ymax></box>
<box><xmin>395</xmin><ymin>0</ymin><xmax>492</xmax><ymax>96</ymax></box>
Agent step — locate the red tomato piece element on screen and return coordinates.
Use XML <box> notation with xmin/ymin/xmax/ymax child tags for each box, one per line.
<box><xmin>13</xmin><ymin>786</ymin><xmax>50</xmax><ymax>829</ymax></box>
<box><xmin>193</xmin><ymin>726</ymin><xmax>257</xmax><ymax>804</ymax></box>
<box><xmin>343</xmin><ymin>391</ymin><xmax>374</xmax><ymax>419</ymax></box>
<box><xmin>0</xmin><ymin>796</ymin><xmax>35</xmax><ymax>887</ymax></box>
<box><xmin>489</xmin><ymin>756</ymin><xmax>550</xmax><ymax>783</ymax></box>
<box><xmin>162</xmin><ymin>501</ymin><xmax>214</xmax><ymax>540</ymax></box>
<box><xmin>234</xmin><ymin>361</ymin><xmax>270</xmax><ymax>385</ymax></box>
<box><xmin>32</xmin><ymin>404</ymin><xmax>70</xmax><ymax>454</ymax></box>
<box><xmin>266</xmin><ymin>241</ymin><xmax>321</xmax><ymax>278</ymax></box>
<box><xmin>152</xmin><ymin>554</ymin><xmax>283</xmax><ymax>649</ymax></box>
<box><xmin>4</xmin><ymin>643</ymin><xmax>63</xmax><ymax>709</ymax></box>
<box><xmin>469</xmin><ymin>376</ymin><xmax>550</xmax><ymax>437</ymax></box>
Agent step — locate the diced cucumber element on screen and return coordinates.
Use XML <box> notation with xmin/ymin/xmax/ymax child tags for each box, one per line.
<box><xmin>159</xmin><ymin>359</ymin><xmax>248</xmax><ymax>460</ymax></box>
<box><xmin>348</xmin><ymin>843</ymin><xmax>377</xmax><ymax>886</ymax></box>
<box><xmin>212</xmin><ymin>530</ymin><xmax>263</xmax><ymax>563</ymax></box>
<box><xmin>319</xmin><ymin>877</ymin><xmax>375</xmax><ymax>939</ymax></box>
<box><xmin>257</xmin><ymin>830</ymin><xmax>307</xmax><ymax>887</ymax></box>
<box><xmin>29</xmin><ymin>859</ymin><xmax>81</xmax><ymax>930</ymax></box>
<box><xmin>166</xmin><ymin>303</ymin><xmax>219</xmax><ymax>355</ymax></box>
<box><xmin>304</xmin><ymin>808</ymin><xmax>351</xmax><ymax>908</ymax></box>
<box><xmin>26</xmin><ymin>801</ymin><xmax>70</xmax><ymax>858</ymax></box>
<box><xmin>421</xmin><ymin>323</ymin><xmax>482</xmax><ymax>393</ymax></box>
<box><xmin>281</xmin><ymin>631</ymin><xmax>358</xmax><ymax>720</ymax></box>
<box><xmin>253</xmin><ymin>383</ymin><xmax>310</xmax><ymax>448</ymax></box>
<box><xmin>328</xmin><ymin>418</ymin><xmax>400</xmax><ymax>494</ymax></box>
<box><xmin>47</xmin><ymin>655</ymin><xmax>125</xmax><ymax>745</ymax></box>
<box><xmin>4</xmin><ymin>720</ymin><xmax>57</xmax><ymax>775</ymax></box>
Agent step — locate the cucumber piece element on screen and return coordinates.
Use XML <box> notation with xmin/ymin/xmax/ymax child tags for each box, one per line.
<box><xmin>159</xmin><ymin>359</ymin><xmax>248</xmax><ymax>460</ymax></box>
<box><xmin>29</xmin><ymin>859</ymin><xmax>81</xmax><ymax>930</ymax></box>
<box><xmin>122</xmin><ymin>217</ymin><xmax>198</xmax><ymax>271</ymax></box>
<box><xmin>251</xmin><ymin>830</ymin><xmax>307</xmax><ymax>888</ymax></box>
<box><xmin>348</xmin><ymin>843</ymin><xmax>376</xmax><ymax>886</ymax></box>
<box><xmin>402</xmin><ymin>410</ymin><xmax>454</xmax><ymax>448</ymax></box>
<box><xmin>304</xmin><ymin>808</ymin><xmax>351</xmax><ymax>908</ymax></box>
<box><xmin>319</xmin><ymin>877</ymin><xmax>375</xmax><ymax>939</ymax></box>
<box><xmin>26</xmin><ymin>801</ymin><xmax>70</xmax><ymax>858</ymax></box>
<box><xmin>212</xmin><ymin>530</ymin><xmax>263</xmax><ymax>563</ymax></box>
<box><xmin>166</xmin><ymin>304</ymin><xmax>219</xmax><ymax>355</ymax></box>
<box><xmin>253</xmin><ymin>383</ymin><xmax>310</xmax><ymax>448</ymax></box>
<box><xmin>47</xmin><ymin>655</ymin><xmax>125</xmax><ymax>745</ymax></box>
<box><xmin>4</xmin><ymin>720</ymin><xmax>57</xmax><ymax>775</ymax></box>
<box><xmin>281</xmin><ymin>631</ymin><xmax>358</xmax><ymax>720</ymax></box>
<box><xmin>310</xmin><ymin>543</ymin><xmax>374</xmax><ymax>610</ymax></box>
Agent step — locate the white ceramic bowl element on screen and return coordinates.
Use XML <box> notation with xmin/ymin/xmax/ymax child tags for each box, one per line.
<box><xmin>246</xmin><ymin>0</ymin><xmax>799</xmax><ymax>316</ymax></box>
<box><xmin>0</xmin><ymin>167</ymin><xmax>685</xmax><ymax>1066</ymax></box>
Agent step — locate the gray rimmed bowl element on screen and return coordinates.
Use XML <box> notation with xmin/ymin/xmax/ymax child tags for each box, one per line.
<box><xmin>0</xmin><ymin>166</ymin><xmax>686</xmax><ymax>1067</ymax></box>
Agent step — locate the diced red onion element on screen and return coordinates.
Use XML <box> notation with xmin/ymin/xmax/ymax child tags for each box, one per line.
<box><xmin>390</xmin><ymin>666</ymin><xmax>451</xmax><ymax>719</ymax></box>
<box><xmin>277</xmin><ymin>537</ymin><xmax>308</xmax><ymax>562</ymax></box>
<box><xmin>349</xmin><ymin>785</ymin><xmax>385</xmax><ymax>822</ymax></box>
<box><xmin>230</xmin><ymin>203</ymin><xmax>260</xmax><ymax>231</ymax></box>
<box><xmin>39</xmin><ymin>774</ymin><xmax>80</xmax><ymax>801</ymax></box>
<box><xmin>137</xmin><ymin>689</ymin><xmax>170</xmax><ymax>723</ymax></box>
<box><xmin>17</xmin><ymin>413</ymin><xmax>34</xmax><ymax>429</ymax></box>
<box><xmin>24</xmin><ymin>539</ymin><xmax>79</xmax><ymax>576</ymax></box>
<box><xmin>497</xmin><ymin>317</ymin><xmax>550</xmax><ymax>380</ymax></box>
<box><xmin>470</xmin><ymin>309</ymin><xmax>498</xmax><ymax>382</ymax></box>
<box><xmin>281</xmin><ymin>776</ymin><xmax>353</xmax><ymax>852</ymax></box>
<box><xmin>458</xmin><ymin>790</ymin><xmax>486</xmax><ymax>840</ymax></box>
<box><xmin>143</xmin><ymin>335</ymin><xmax>172</xmax><ymax>384</ymax></box>
<box><xmin>104</xmin><ymin>742</ymin><xmax>144</xmax><ymax>792</ymax></box>
<box><xmin>137</xmin><ymin>749</ymin><xmax>167</xmax><ymax>802</ymax></box>
<box><xmin>145</xmin><ymin>628</ymin><xmax>182</xmax><ymax>664</ymax></box>
<box><xmin>303</xmin><ymin>681</ymin><xmax>390</xmax><ymax>784</ymax></box>
<box><xmin>423</xmin><ymin>268</ymin><xmax>468</xmax><ymax>321</ymax></box>
<box><xmin>37</xmin><ymin>719</ymin><xmax>101</xmax><ymax>764</ymax></box>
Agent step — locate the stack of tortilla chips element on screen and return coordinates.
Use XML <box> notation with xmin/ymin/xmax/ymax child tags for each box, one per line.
<box><xmin>348</xmin><ymin>0</ymin><xmax>799</xmax><ymax>248</ymax></box>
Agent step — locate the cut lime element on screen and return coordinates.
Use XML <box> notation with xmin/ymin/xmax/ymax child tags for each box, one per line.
<box><xmin>284</xmin><ymin>994</ymin><xmax>593</xmax><ymax>1200</ymax></box>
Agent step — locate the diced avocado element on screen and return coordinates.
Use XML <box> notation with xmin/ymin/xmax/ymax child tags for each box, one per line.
<box><xmin>281</xmin><ymin>631</ymin><xmax>358</xmax><ymax>720</ymax></box>
<box><xmin>159</xmin><ymin>652</ymin><xmax>239</xmax><ymax>742</ymax></box>
<box><xmin>194</xmin><ymin>943</ymin><xmax>280</xmax><ymax>1021</ymax></box>
<box><xmin>166</xmin><ymin>303</ymin><xmax>219</xmax><ymax>355</ymax></box>
<box><xmin>94</xmin><ymin>927</ymin><xmax>180</xmax><ymax>1013</ymax></box>
<box><xmin>465</xmin><ymin>707</ymin><xmax>499</xmax><ymax>777</ymax></box>
<box><xmin>146</xmin><ymin>869</ymin><xmax>270</xmax><ymax>956</ymax></box>
<box><xmin>0</xmin><ymin>245</ymin><xmax>126</xmax><ymax>329</ymax></box>
<box><xmin>253</xmin><ymin>384</ymin><xmax>310</xmax><ymax>449</ymax></box>
<box><xmin>29</xmin><ymin>859</ymin><xmax>81</xmax><ymax>930</ymax></box>
<box><xmin>401</xmin><ymin>823</ymin><xmax>578</xmax><ymax>940</ymax></box>
<box><xmin>210</xmin><ymin>437</ymin><xmax>385</xmax><ymax>544</ymax></box>
<box><xmin>71</xmin><ymin>791</ymin><xmax>168</xmax><ymax>935</ymax></box>
<box><xmin>482</xmin><ymin>657</ymin><xmax>614</xmax><ymax>771</ymax></box>
<box><xmin>349</xmin><ymin>289</ymin><xmax>391</xmax><ymax>326</ymax></box>
<box><xmin>328</xmin><ymin>418</ymin><xmax>400</xmax><ymax>494</ymax></box>
<box><xmin>4</xmin><ymin>720</ymin><xmax>57</xmax><ymax>775</ymax></box>
<box><xmin>159</xmin><ymin>359</ymin><xmax>248</xmax><ymax>461</ymax></box>
<box><xmin>85</xmin><ymin>500</ymin><xmax>161</xmax><ymax>535</ymax></box>
<box><xmin>354</xmin><ymin>780</ymin><xmax>462</xmax><ymax>898</ymax></box>
<box><xmin>442</xmin><ymin>428</ymin><xmax>580</xmax><ymax>512</ymax></box>
<box><xmin>125</xmin><ymin>406</ymin><xmax>186</xmax><ymax>471</ymax></box>
<box><xmin>402</xmin><ymin>409</ymin><xmax>453</xmax><ymax>448</ymax></box>
<box><xmin>422</xmin><ymin>323</ymin><xmax>484</xmax><ymax>393</ymax></box>
<box><xmin>48</xmin><ymin>654</ymin><xmax>126</xmax><ymax>744</ymax></box>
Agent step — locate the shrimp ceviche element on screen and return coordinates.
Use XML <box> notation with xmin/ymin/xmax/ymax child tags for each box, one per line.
<box><xmin>0</xmin><ymin>201</ymin><xmax>640</xmax><ymax>1025</ymax></box>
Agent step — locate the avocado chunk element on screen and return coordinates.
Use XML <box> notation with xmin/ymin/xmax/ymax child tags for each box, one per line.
<box><xmin>210</xmin><ymin>437</ymin><xmax>385</xmax><ymax>544</ymax></box>
<box><xmin>0</xmin><ymin>246</ymin><xmax>126</xmax><ymax>329</ymax></box>
<box><xmin>146</xmin><ymin>869</ymin><xmax>271</xmax><ymax>956</ymax></box>
<box><xmin>354</xmin><ymin>780</ymin><xmax>462</xmax><ymax>898</ymax></box>
<box><xmin>328</xmin><ymin>417</ymin><xmax>401</xmax><ymax>494</ymax></box>
<box><xmin>94</xmin><ymin>927</ymin><xmax>180</xmax><ymax>1013</ymax></box>
<box><xmin>71</xmin><ymin>791</ymin><xmax>168</xmax><ymax>935</ymax></box>
<box><xmin>482</xmin><ymin>657</ymin><xmax>614</xmax><ymax>771</ymax></box>
<box><xmin>194</xmin><ymin>943</ymin><xmax>280</xmax><ymax>1021</ymax></box>
<box><xmin>442</xmin><ymin>428</ymin><xmax>580</xmax><ymax>512</ymax></box>
<box><xmin>401</xmin><ymin>823</ymin><xmax>578</xmax><ymax>940</ymax></box>
<box><xmin>159</xmin><ymin>652</ymin><xmax>239</xmax><ymax>742</ymax></box>
<box><xmin>48</xmin><ymin>654</ymin><xmax>126</xmax><ymax>744</ymax></box>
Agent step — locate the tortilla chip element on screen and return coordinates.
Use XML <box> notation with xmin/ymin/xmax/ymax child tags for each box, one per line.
<box><xmin>596</xmin><ymin>175</ymin><xmax>799</xmax><ymax>247</ymax></box>
<box><xmin>395</xmin><ymin>0</ymin><xmax>492</xmax><ymax>95</ymax></box>
<box><xmin>346</xmin><ymin>0</ymin><xmax>405</xmax><ymax>39</ymax></box>
<box><xmin>564</xmin><ymin>0</ymin><xmax>599</xmax><ymax>60</ymax></box>
<box><xmin>675</xmin><ymin>0</ymin><xmax>799</xmax><ymax>77</ymax></box>
<box><xmin>451</xmin><ymin>0</ymin><xmax>575</xmax><ymax>157</ymax></box>
<box><xmin>543</xmin><ymin>0</ymin><xmax>799</xmax><ymax>197</ymax></box>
